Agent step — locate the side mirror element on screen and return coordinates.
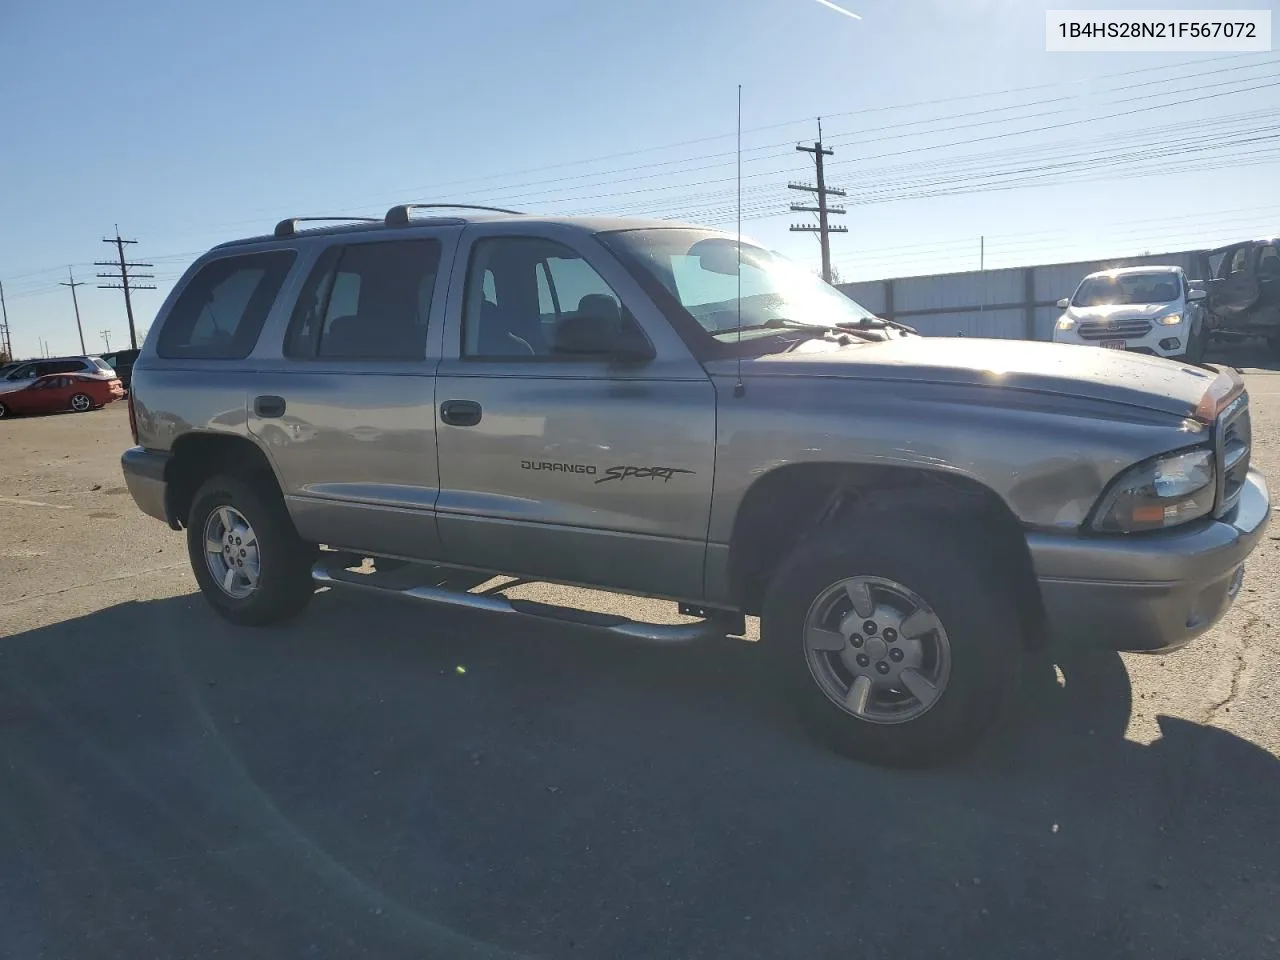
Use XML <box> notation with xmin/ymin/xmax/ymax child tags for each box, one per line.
<box><xmin>551</xmin><ymin>310</ymin><xmax>655</xmax><ymax>363</ymax></box>
<box><xmin>1187</xmin><ymin>288</ymin><xmax>1207</xmax><ymax>302</ymax></box>
<box><xmin>1056</xmin><ymin>297</ymin><xmax>1071</xmax><ymax>309</ymax></box>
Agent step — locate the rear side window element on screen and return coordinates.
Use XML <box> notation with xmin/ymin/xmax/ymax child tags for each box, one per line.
<box><xmin>158</xmin><ymin>251</ymin><xmax>296</xmax><ymax>360</ymax></box>
<box><xmin>46</xmin><ymin>360</ymin><xmax>86</xmax><ymax>375</ymax></box>
<box><xmin>284</xmin><ymin>239</ymin><xmax>441</xmax><ymax>361</ymax></box>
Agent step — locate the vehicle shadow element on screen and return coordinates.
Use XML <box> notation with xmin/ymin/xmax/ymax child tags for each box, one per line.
<box><xmin>0</xmin><ymin>592</ymin><xmax>1277</xmax><ymax>960</ymax></box>
<box><xmin>1205</xmin><ymin>340</ymin><xmax>1280</xmax><ymax>373</ymax></box>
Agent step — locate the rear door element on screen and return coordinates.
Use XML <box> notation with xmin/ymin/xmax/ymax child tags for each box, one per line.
<box><xmin>246</xmin><ymin>230</ymin><xmax>459</xmax><ymax>561</ymax></box>
<box><xmin>432</xmin><ymin>225</ymin><xmax>716</xmax><ymax>600</ymax></box>
<box><xmin>36</xmin><ymin>376</ymin><xmax>74</xmax><ymax>412</ymax></box>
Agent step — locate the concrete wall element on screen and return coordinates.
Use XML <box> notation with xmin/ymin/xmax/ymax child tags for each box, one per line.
<box><xmin>839</xmin><ymin>248</ymin><xmax>1209</xmax><ymax>341</ymax></box>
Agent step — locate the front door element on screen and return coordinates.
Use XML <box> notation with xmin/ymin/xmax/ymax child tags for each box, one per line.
<box><xmin>433</xmin><ymin>228</ymin><xmax>716</xmax><ymax>601</ymax></box>
<box><xmin>1210</xmin><ymin>243</ymin><xmax>1261</xmax><ymax>318</ymax></box>
<box><xmin>247</xmin><ymin>233</ymin><xmax>458</xmax><ymax>560</ymax></box>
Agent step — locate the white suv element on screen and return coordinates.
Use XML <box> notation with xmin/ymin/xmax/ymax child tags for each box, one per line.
<box><xmin>1053</xmin><ymin>266</ymin><xmax>1208</xmax><ymax>362</ymax></box>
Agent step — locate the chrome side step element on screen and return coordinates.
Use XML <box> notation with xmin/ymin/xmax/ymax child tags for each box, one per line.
<box><xmin>312</xmin><ymin>560</ymin><xmax>742</xmax><ymax>645</ymax></box>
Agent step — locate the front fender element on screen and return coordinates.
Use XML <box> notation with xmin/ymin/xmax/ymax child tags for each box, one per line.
<box><xmin>708</xmin><ymin>375</ymin><xmax>1197</xmax><ymax>541</ymax></box>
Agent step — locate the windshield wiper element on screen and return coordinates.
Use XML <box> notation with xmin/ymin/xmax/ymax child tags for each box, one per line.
<box><xmin>751</xmin><ymin>317</ymin><xmax>839</xmax><ymax>332</ymax></box>
<box><xmin>836</xmin><ymin>317</ymin><xmax>918</xmax><ymax>335</ymax></box>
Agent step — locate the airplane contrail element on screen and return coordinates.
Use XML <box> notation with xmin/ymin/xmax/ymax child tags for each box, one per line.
<box><xmin>813</xmin><ymin>0</ymin><xmax>862</xmax><ymax>19</ymax></box>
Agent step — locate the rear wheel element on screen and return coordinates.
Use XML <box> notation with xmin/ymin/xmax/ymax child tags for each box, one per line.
<box><xmin>762</xmin><ymin>511</ymin><xmax>1023</xmax><ymax>767</ymax></box>
<box><xmin>0</xmin><ymin>400</ymin><xmax>9</xmax><ymax>419</ymax></box>
<box><xmin>186</xmin><ymin>474</ymin><xmax>316</xmax><ymax>626</ymax></box>
<box><xmin>70</xmin><ymin>393</ymin><xmax>93</xmax><ymax>412</ymax></box>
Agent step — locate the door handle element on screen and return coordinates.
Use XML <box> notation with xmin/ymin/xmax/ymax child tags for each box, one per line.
<box><xmin>440</xmin><ymin>399</ymin><xmax>482</xmax><ymax>427</ymax></box>
<box><xmin>254</xmin><ymin>395</ymin><xmax>286</xmax><ymax>418</ymax></box>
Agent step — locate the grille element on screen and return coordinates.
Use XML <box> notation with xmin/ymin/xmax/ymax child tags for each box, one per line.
<box><xmin>1217</xmin><ymin>394</ymin><xmax>1251</xmax><ymax>514</ymax></box>
<box><xmin>1078</xmin><ymin>320</ymin><xmax>1153</xmax><ymax>340</ymax></box>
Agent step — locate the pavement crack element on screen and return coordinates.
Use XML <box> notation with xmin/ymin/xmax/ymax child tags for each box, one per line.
<box><xmin>0</xmin><ymin>562</ymin><xmax>188</xmax><ymax>607</ymax></box>
<box><xmin>1204</xmin><ymin>609</ymin><xmax>1262</xmax><ymax>724</ymax></box>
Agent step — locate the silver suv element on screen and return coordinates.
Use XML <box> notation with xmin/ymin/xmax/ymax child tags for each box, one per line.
<box><xmin>121</xmin><ymin>205</ymin><xmax>1270</xmax><ymax>766</ymax></box>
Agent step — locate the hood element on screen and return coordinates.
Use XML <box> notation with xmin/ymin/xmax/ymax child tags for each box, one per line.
<box><xmin>0</xmin><ymin>379</ymin><xmax>31</xmax><ymax>395</ymax></box>
<box><xmin>1067</xmin><ymin>302</ymin><xmax>1180</xmax><ymax>322</ymax></box>
<box><xmin>710</xmin><ymin>336</ymin><xmax>1220</xmax><ymax>418</ymax></box>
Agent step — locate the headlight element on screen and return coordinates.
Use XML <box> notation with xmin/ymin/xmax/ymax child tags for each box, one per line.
<box><xmin>1156</xmin><ymin>312</ymin><xmax>1183</xmax><ymax>326</ymax></box>
<box><xmin>1055</xmin><ymin>316</ymin><xmax>1075</xmax><ymax>331</ymax></box>
<box><xmin>1091</xmin><ymin>448</ymin><xmax>1215</xmax><ymax>532</ymax></box>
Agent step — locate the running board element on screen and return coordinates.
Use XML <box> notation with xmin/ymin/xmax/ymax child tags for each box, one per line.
<box><xmin>311</xmin><ymin>561</ymin><xmax>742</xmax><ymax>644</ymax></box>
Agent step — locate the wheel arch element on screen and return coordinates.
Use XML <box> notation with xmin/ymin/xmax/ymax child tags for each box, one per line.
<box><xmin>726</xmin><ymin>462</ymin><xmax>1046</xmax><ymax>647</ymax></box>
<box><xmin>164</xmin><ymin>431</ymin><xmax>282</xmax><ymax>531</ymax></box>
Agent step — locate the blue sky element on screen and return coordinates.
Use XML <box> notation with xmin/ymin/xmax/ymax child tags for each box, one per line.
<box><xmin>1</xmin><ymin>0</ymin><xmax>1277</xmax><ymax>358</ymax></box>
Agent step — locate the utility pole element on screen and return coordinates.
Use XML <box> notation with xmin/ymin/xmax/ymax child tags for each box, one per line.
<box><xmin>95</xmin><ymin>228</ymin><xmax>154</xmax><ymax>350</ymax></box>
<box><xmin>59</xmin><ymin>267</ymin><xmax>88</xmax><ymax>354</ymax></box>
<box><xmin>788</xmin><ymin>119</ymin><xmax>847</xmax><ymax>284</ymax></box>
<box><xmin>100</xmin><ymin>329</ymin><xmax>112</xmax><ymax>352</ymax></box>
<box><xmin>0</xmin><ymin>280</ymin><xmax>11</xmax><ymax>361</ymax></box>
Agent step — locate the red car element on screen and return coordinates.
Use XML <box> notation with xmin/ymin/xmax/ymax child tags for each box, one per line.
<box><xmin>0</xmin><ymin>373</ymin><xmax>124</xmax><ymax>418</ymax></box>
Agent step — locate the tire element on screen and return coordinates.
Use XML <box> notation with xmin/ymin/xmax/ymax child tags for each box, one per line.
<box><xmin>761</xmin><ymin>511</ymin><xmax>1023</xmax><ymax>767</ymax></box>
<box><xmin>186</xmin><ymin>473</ymin><xmax>316</xmax><ymax>626</ymax></box>
<box><xmin>70</xmin><ymin>393</ymin><xmax>93</xmax><ymax>413</ymax></box>
<box><xmin>0</xmin><ymin>400</ymin><xmax>9</xmax><ymax>419</ymax></box>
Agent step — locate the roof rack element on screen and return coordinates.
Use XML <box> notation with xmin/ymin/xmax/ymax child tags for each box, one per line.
<box><xmin>273</xmin><ymin>216</ymin><xmax>381</xmax><ymax>239</ymax></box>
<box><xmin>384</xmin><ymin>203</ymin><xmax>523</xmax><ymax>226</ymax></box>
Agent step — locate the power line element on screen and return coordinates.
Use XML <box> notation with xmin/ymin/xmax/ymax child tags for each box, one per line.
<box><xmin>95</xmin><ymin>228</ymin><xmax>155</xmax><ymax>351</ymax></box>
<box><xmin>58</xmin><ymin>267</ymin><xmax>88</xmax><ymax>355</ymax></box>
<box><xmin>0</xmin><ymin>280</ymin><xmax>11</xmax><ymax>361</ymax></box>
<box><xmin>788</xmin><ymin>120</ymin><xmax>847</xmax><ymax>283</ymax></box>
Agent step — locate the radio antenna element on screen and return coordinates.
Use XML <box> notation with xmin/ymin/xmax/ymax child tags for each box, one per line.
<box><xmin>734</xmin><ymin>83</ymin><xmax>746</xmax><ymax>399</ymax></box>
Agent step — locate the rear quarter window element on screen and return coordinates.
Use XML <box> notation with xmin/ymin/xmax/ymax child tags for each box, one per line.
<box><xmin>157</xmin><ymin>251</ymin><xmax>296</xmax><ymax>359</ymax></box>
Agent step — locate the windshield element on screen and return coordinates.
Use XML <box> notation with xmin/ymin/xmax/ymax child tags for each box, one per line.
<box><xmin>1072</xmin><ymin>272</ymin><xmax>1181</xmax><ymax>307</ymax></box>
<box><xmin>602</xmin><ymin>228</ymin><xmax>879</xmax><ymax>341</ymax></box>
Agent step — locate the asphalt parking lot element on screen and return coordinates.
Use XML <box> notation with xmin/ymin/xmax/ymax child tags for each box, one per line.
<box><xmin>2</xmin><ymin>356</ymin><xmax>1279</xmax><ymax>960</ymax></box>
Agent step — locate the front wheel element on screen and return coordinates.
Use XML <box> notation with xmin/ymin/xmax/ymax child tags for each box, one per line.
<box><xmin>186</xmin><ymin>474</ymin><xmax>316</xmax><ymax>626</ymax></box>
<box><xmin>1180</xmin><ymin>323</ymin><xmax>1208</xmax><ymax>364</ymax></box>
<box><xmin>762</xmin><ymin>513</ymin><xmax>1023</xmax><ymax>767</ymax></box>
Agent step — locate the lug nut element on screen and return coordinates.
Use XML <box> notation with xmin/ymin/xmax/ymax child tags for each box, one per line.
<box><xmin>855</xmin><ymin>654</ymin><xmax>870</xmax><ymax>668</ymax></box>
<box><xmin>862</xmin><ymin>620</ymin><xmax>877</xmax><ymax>635</ymax></box>
<box><xmin>240</xmin><ymin>549</ymin><xmax>246</xmax><ymax>557</ymax></box>
<box><xmin>850</xmin><ymin>634</ymin><xmax>864</xmax><ymax>648</ymax></box>
<box><xmin>876</xmin><ymin>661</ymin><xmax>890</xmax><ymax>675</ymax></box>
<box><xmin>883</xmin><ymin>628</ymin><xmax>898</xmax><ymax>643</ymax></box>
<box><xmin>889</xmin><ymin>648</ymin><xmax>904</xmax><ymax>662</ymax></box>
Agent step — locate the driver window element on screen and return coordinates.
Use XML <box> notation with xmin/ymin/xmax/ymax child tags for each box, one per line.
<box><xmin>462</xmin><ymin>237</ymin><xmax>624</xmax><ymax>360</ymax></box>
<box><xmin>1229</xmin><ymin>247</ymin><xmax>1251</xmax><ymax>275</ymax></box>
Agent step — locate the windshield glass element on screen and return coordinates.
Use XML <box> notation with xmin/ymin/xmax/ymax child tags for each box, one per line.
<box><xmin>602</xmin><ymin>228</ymin><xmax>879</xmax><ymax>341</ymax></box>
<box><xmin>1072</xmin><ymin>272</ymin><xmax>1181</xmax><ymax>307</ymax></box>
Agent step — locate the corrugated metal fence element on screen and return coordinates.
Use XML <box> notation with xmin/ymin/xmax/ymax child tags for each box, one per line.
<box><xmin>838</xmin><ymin>249</ymin><xmax>1208</xmax><ymax>341</ymax></box>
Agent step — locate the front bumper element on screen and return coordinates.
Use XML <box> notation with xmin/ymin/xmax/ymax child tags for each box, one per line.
<box><xmin>1028</xmin><ymin>468</ymin><xmax>1270</xmax><ymax>652</ymax></box>
<box><xmin>1053</xmin><ymin>325</ymin><xmax>1188</xmax><ymax>357</ymax></box>
<box><xmin>121</xmin><ymin>446</ymin><xmax>173</xmax><ymax>527</ymax></box>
